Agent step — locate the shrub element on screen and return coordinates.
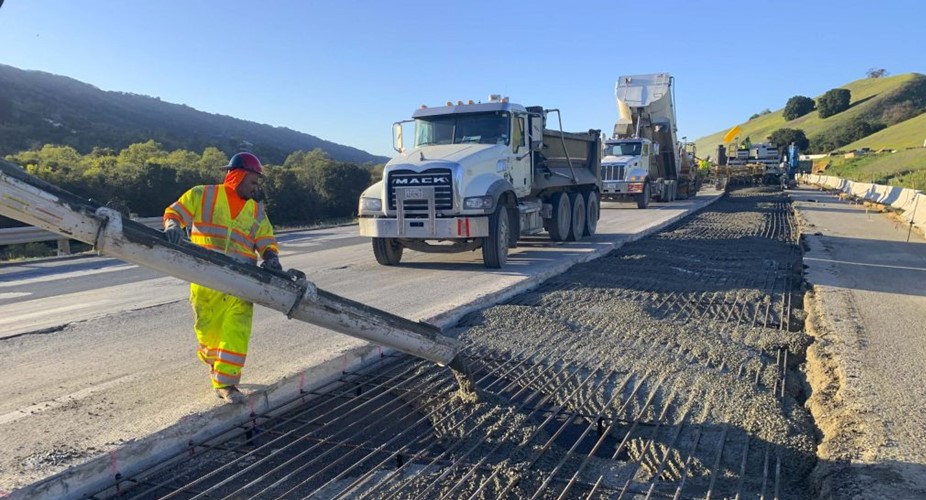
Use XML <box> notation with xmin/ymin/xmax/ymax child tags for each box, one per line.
<box><xmin>817</xmin><ymin>89</ymin><xmax>851</xmax><ymax>118</ymax></box>
<box><xmin>2</xmin><ymin>242</ymin><xmax>56</xmax><ymax>260</ymax></box>
<box><xmin>809</xmin><ymin>118</ymin><xmax>885</xmax><ymax>152</ymax></box>
<box><xmin>881</xmin><ymin>101</ymin><xmax>922</xmax><ymax>126</ymax></box>
<box><xmin>783</xmin><ymin>96</ymin><xmax>815</xmax><ymax>120</ymax></box>
<box><xmin>768</xmin><ymin>128</ymin><xmax>809</xmax><ymax>152</ymax></box>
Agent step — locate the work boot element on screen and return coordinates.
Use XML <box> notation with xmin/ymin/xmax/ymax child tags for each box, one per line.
<box><xmin>215</xmin><ymin>385</ymin><xmax>246</xmax><ymax>404</ymax></box>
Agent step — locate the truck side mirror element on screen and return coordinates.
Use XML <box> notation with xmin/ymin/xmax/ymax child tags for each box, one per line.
<box><xmin>393</xmin><ymin>122</ymin><xmax>404</xmax><ymax>153</ymax></box>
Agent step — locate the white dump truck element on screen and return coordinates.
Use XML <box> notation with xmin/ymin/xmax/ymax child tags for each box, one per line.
<box><xmin>358</xmin><ymin>96</ymin><xmax>602</xmax><ymax>268</ymax></box>
<box><xmin>601</xmin><ymin>73</ymin><xmax>698</xmax><ymax>208</ymax></box>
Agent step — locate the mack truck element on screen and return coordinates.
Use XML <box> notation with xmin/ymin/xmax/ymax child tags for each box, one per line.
<box><xmin>600</xmin><ymin>73</ymin><xmax>698</xmax><ymax>208</ymax></box>
<box><xmin>358</xmin><ymin>96</ymin><xmax>602</xmax><ymax>268</ymax></box>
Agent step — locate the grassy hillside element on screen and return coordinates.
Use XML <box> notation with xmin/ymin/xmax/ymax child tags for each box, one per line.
<box><xmin>0</xmin><ymin>64</ymin><xmax>389</xmax><ymax>165</ymax></box>
<box><xmin>842</xmin><ymin>112</ymin><xmax>926</xmax><ymax>151</ymax></box>
<box><xmin>693</xmin><ymin>73</ymin><xmax>926</xmax><ymax>157</ymax></box>
<box><xmin>818</xmin><ymin>148</ymin><xmax>926</xmax><ymax>189</ymax></box>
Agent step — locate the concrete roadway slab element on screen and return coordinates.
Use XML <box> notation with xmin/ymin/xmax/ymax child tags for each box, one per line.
<box><xmin>1</xmin><ymin>190</ymin><xmax>721</xmax><ymax>499</ymax></box>
<box><xmin>793</xmin><ymin>185</ymin><xmax>926</xmax><ymax>498</ymax></box>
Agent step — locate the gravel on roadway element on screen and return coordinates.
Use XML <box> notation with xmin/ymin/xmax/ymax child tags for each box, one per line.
<box><xmin>102</xmin><ymin>186</ymin><xmax>821</xmax><ymax>499</ymax></box>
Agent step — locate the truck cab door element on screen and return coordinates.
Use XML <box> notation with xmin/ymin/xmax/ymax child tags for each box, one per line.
<box><xmin>639</xmin><ymin>141</ymin><xmax>651</xmax><ymax>177</ymax></box>
<box><xmin>509</xmin><ymin>114</ymin><xmax>531</xmax><ymax>197</ymax></box>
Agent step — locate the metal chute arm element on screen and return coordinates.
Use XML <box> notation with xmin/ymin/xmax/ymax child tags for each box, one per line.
<box><xmin>0</xmin><ymin>159</ymin><xmax>462</xmax><ymax>367</ymax></box>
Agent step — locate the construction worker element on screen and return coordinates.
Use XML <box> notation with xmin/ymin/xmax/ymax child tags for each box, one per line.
<box><xmin>698</xmin><ymin>156</ymin><xmax>711</xmax><ymax>174</ymax></box>
<box><xmin>162</xmin><ymin>152</ymin><xmax>282</xmax><ymax>403</ymax></box>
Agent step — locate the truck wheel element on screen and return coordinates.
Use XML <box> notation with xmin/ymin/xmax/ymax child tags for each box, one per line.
<box><xmin>567</xmin><ymin>192</ymin><xmax>586</xmax><ymax>242</ymax></box>
<box><xmin>372</xmin><ymin>238</ymin><xmax>403</xmax><ymax>266</ymax></box>
<box><xmin>636</xmin><ymin>183</ymin><xmax>650</xmax><ymax>209</ymax></box>
<box><xmin>482</xmin><ymin>204</ymin><xmax>509</xmax><ymax>268</ymax></box>
<box><xmin>583</xmin><ymin>190</ymin><xmax>599</xmax><ymax>236</ymax></box>
<box><xmin>547</xmin><ymin>191</ymin><xmax>572</xmax><ymax>242</ymax></box>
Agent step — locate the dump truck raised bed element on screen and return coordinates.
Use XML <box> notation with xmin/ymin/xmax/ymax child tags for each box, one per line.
<box><xmin>601</xmin><ymin>73</ymin><xmax>698</xmax><ymax>208</ymax></box>
<box><xmin>357</xmin><ymin>96</ymin><xmax>602</xmax><ymax>268</ymax></box>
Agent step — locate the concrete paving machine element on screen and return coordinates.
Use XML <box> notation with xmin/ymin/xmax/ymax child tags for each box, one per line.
<box><xmin>0</xmin><ymin>159</ymin><xmax>477</xmax><ymax>396</ymax></box>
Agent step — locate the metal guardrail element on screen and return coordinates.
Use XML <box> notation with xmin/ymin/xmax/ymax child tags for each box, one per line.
<box><xmin>0</xmin><ymin>217</ymin><xmax>163</xmax><ymax>254</ymax></box>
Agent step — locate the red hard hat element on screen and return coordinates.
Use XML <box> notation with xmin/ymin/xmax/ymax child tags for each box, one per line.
<box><xmin>222</xmin><ymin>152</ymin><xmax>263</xmax><ymax>175</ymax></box>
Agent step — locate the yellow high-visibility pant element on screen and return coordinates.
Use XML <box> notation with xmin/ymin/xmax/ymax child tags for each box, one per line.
<box><xmin>190</xmin><ymin>283</ymin><xmax>253</xmax><ymax>389</ymax></box>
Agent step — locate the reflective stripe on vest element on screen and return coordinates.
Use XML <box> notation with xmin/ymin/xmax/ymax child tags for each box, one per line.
<box><xmin>189</xmin><ymin>185</ymin><xmax>267</xmax><ymax>265</ymax></box>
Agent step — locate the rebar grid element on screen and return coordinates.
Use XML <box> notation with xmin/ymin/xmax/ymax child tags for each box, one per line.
<box><xmin>93</xmin><ymin>187</ymin><xmax>807</xmax><ymax>500</ymax></box>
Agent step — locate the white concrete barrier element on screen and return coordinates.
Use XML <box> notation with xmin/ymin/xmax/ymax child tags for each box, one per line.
<box><xmin>798</xmin><ymin>174</ymin><xmax>926</xmax><ymax>233</ymax></box>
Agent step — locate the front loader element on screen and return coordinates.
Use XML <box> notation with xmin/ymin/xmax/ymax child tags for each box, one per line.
<box><xmin>0</xmin><ymin>159</ymin><xmax>477</xmax><ymax>397</ymax></box>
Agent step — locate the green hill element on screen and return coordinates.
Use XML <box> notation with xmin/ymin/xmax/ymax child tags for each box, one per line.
<box><xmin>0</xmin><ymin>64</ymin><xmax>389</xmax><ymax>165</ymax></box>
<box><xmin>842</xmin><ymin>111</ymin><xmax>926</xmax><ymax>151</ymax></box>
<box><xmin>816</xmin><ymin>148</ymin><xmax>926</xmax><ymax>189</ymax></box>
<box><xmin>693</xmin><ymin>73</ymin><xmax>926</xmax><ymax>157</ymax></box>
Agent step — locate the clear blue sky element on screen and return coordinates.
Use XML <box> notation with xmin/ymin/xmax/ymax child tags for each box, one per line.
<box><xmin>1</xmin><ymin>0</ymin><xmax>922</xmax><ymax>158</ymax></box>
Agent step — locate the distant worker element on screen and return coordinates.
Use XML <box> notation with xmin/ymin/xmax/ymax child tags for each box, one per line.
<box><xmin>740</xmin><ymin>136</ymin><xmax>752</xmax><ymax>150</ymax></box>
<box><xmin>162</xmin><ymin>152</ymin><xmax>283</xmax><ymax>404</ymax></box>
<box><xmin>698</xmin><ymin>157</ymin><xmax>711</xmax><ymax>174</ymax></box>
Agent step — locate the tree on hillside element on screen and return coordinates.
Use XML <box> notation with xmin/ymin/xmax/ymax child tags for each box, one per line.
<box><xmin>196</xmin><ymin>147</ymin><xmax>228</xmax><ymax>175</ymax></box>
<box><xmin>117</xmin><ymin>140</ymin><xmax>167</xmax><ymax>168</ymax></box>
<box><xmin>783</xmin><ymin>96</ymin><xmax>815</xmax><ymax>120</ymax></box>
<box><xmin>882</xmin><ymin>100</ymin><xmax>921</xmax><ymax>126</ymax></box>
<box><xmin>262</xmin><ymin>166</ymin><xmax>319</xmax><ymax>225</ymax></box>
<box><xmin>817</xmin><ymin>88</ymin><xmax>851</xmax><ymax>118</ymax></box>
<box><xmin>808</xmin><ymin>118</ymin><xmax>885</xmax><ymax>153</ymax></box>
<box><xmin>767</xmin><ymin>128</ymin><xmax>809</xmax><ymax>153</ymax></box>
<box><xmin>866</xmin><ymin>68</ymin><xmax>889</xmax><ymax>79</ymax></box>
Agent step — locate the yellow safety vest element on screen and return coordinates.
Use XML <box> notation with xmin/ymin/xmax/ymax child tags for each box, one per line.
<box><xmin>164</xmin><ymin>185</ymin><xmax>278</xmax><ymax>264</ymax></box>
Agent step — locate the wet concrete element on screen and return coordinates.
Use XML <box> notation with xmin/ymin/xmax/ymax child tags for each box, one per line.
<box><xmin>84</xmin><ymin>187</ymin><xmax>818</xmax><ymax>499</ymax></box>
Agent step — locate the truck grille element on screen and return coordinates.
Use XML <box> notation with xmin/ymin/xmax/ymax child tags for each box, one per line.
<box><xmin>387</xmin><ymin>169</ymin><xmax>453</xmax><ymax>212</ymax></box>
<box><xmin>601</xmin><ymin>164</ymin><xmax>625</xmax><ymax>181</ymax></box>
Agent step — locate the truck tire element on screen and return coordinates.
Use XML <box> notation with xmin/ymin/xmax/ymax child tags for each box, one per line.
<box><xmin>547</xmin><ymin>191</ymin><xmax>572</xmax><ymax>242</ymax></box>
<box><xmin>583</xmin><ymin>190</ymin><xmax>599</xmax><ymax>236</ymax></box>
<box><xmin>567</xmin><ymin>192</ymin><xmax>585</xmax><ymax>242</ymax></box>
<box><xmin>372</xmin><ymin>237</ymin><xmax>403</xmax><ymax>266</ymax></box>
<box><xmin>482</xmin><ymin>204</ymin><xmax>509</xmax><ymax>268</ymax></box>
<box><xmin>636</xmin><ymin>183</ymin><xmax>650</xmax><ymax>209</ymax></box>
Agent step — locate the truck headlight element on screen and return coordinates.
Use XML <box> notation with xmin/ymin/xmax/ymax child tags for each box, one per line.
<box><xmin>464</xmin><ymin>195</ymin><xmax>495</xmax><ymax>210</ymax></box>
<box><xmin>359</xmin><ymin>197</ymin><xmax>382</xmax><ymax>213</ymax></box>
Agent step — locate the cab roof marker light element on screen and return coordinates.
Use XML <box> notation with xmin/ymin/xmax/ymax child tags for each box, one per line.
<box><xmin>446</xmin><ymin>101</ymin><xmax>453</xmax><ymax>106</ymax></box>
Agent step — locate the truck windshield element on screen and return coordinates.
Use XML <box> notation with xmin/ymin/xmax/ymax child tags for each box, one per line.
<box><xmin>604</xmin><ymin>142</ymin><xmax>642</xmax><ymax>156</ymax></box>
<box><xmin>415</xmin><ymin>112</ymin><xmax>510</xmax><ymax>147</ymax></box>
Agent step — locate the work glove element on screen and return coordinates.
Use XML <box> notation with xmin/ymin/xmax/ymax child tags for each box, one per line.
<box><xmin>261</xmin><ymin>251</ymin><xmax>283</xmax><ymax>272</ymax></box>
<box><xmin>162</xmin><ymin>219</ymin><xmax>185</xmax><ymax>245</ymax></box>
<box><xmin>286</xmin><ymin>268</ymin><xmax>307</xmax><ymax>281</ymax></box>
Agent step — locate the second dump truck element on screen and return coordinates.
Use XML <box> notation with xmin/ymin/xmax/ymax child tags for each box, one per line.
<box><xmin>358</xmin><ymin>96</ymin><xmax>602</xmax><ymax>268</ymax></box>
<box><xmin>601</xmin><ymin>73</ymin><xmax>698</xmax><ymax>208</ymax></box>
